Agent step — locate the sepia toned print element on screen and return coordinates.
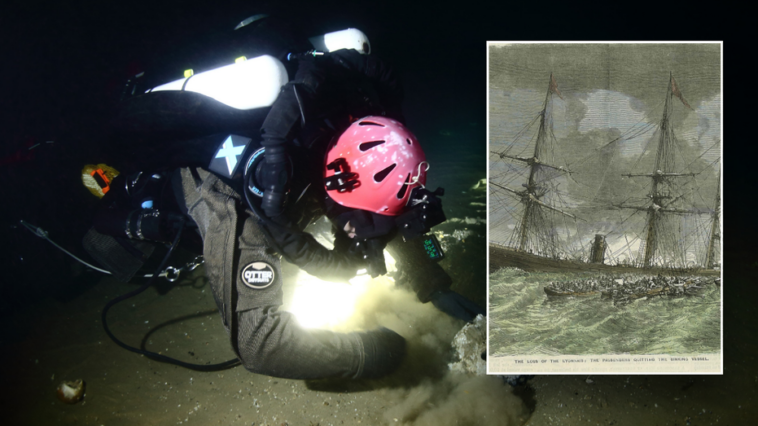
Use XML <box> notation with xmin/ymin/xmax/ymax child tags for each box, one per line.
<box><xmin>487</xmin><ymin>42</ymin><xmax>722</xmax><ymax>374</ymax></box>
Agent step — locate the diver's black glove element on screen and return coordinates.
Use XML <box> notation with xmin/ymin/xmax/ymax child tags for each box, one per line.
<box><xmin>429</xmin><ymin>290</ymin><xmax>485</xmax><ymax>322</ymax></box>
<box><xmin>348</xmin><ymin>237</ymin><xmax>388</xmax><ymax>278</ymax></box>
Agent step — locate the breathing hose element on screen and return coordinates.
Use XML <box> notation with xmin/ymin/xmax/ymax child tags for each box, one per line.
<box><xmin>101</xmin><ymin>216</ymin><xmax>240</xmax><ymax>371</ymax></box>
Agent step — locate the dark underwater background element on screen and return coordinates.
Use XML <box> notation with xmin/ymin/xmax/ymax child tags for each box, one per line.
<box><xmin>0</xmin><ymin>0</ymin><xmax>487</xmax><ymax>307</ymax></box>
<box><xmin>1</xmin><ymin>1</ymin><xmax>755</xmax><ymax>425</ymax></box>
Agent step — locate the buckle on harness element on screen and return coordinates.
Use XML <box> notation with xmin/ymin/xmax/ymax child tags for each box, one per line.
<box><xmin>90</xmin><ymin>168</ymin><xmax>112</xmax><ymax>194</ymax></box>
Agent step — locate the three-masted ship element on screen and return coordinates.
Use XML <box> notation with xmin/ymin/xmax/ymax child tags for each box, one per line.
<box><xmin>489</xmin><ymin>73</ymin><xmax>720</xmax><ymax>276</ymax></box>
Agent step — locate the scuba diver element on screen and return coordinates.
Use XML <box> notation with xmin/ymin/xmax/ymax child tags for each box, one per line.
<box><xmin>82</xmin><ymin>16</ymin><xmax>484</xmax><ymax>380</ymax></box>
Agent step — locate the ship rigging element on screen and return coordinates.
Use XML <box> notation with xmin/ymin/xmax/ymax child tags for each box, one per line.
<box><xmin>489</xmin><ymin>72</ymin><xmax>720</xmax><ymax>273</ymax></box>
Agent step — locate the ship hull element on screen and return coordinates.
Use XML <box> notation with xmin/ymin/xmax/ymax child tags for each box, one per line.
<box><xmin>489</xmin><ymin>243</ymin><xmax>719</xmax><ymax>277</ymax></box>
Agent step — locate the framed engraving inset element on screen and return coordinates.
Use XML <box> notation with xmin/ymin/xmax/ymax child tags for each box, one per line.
<box><xmin>487</xmin><ymin>42</ymin><xmax>722</xmax><ymax>374</ymax></box>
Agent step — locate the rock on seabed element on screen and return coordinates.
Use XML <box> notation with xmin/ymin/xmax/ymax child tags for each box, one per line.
<box><xmin>448</xmin><ymin>314</ymin><xmax>486</xmax><ymax>375</ymax></box>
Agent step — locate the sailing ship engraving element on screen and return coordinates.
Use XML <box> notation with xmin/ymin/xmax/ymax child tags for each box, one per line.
<box><xmin>487</xmin><ymin>43</ymin><xmax>721</xmax><ymax>371</ymax></box>
<box><xmin>489</xmin><ymin>70</ymin><xmax>721</xmax><ymax>276</ymax></box>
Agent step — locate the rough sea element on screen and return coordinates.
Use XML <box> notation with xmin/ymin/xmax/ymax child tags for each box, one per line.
<box><xmin>489</xmin><ymin>268</ymin><xmax>722</xmax><ymax>356</ymax></box>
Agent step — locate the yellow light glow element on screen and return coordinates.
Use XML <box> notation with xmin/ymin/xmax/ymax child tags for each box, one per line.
<box><xmin>183</xmin><ymin>69</ymin><xmax>194</xmax><ymax>78</ymax></box>
<box><xmin>286</xmin><ymin>251</ymin><xmax>397</xmax><ymax>330</ymax></box>
<box><xmin>287</xmin><ymin>273</ymin><xmax>366</xmax><ymax>329</ymax></box>
<box><xmin>235</xmin><ymin>56</ymin><xmax>247</xmax><ymax>63</ymax></box>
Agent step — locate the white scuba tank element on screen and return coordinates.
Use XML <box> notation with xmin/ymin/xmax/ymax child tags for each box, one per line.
<box><xmin>147</xmin><ymin>55</ymin><xmax>288</xmax><ymax>110</ymax></box>
<box><xmin>309</xmin><ymin>28</ymin><xmax>371</xmax><ymax>55</ymax></box>
<box><xmin>146</xmin><ymin>28</ymin><xmax>370</xmax><ymax>110</ymax></box>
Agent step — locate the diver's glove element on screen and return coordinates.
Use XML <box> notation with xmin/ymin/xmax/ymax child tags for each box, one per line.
<box><xmin>429</xmin><ymin>290</ymin><xmax>485</xmax><ymax>322</ymax></box>
<box><xmin>348</xmin><ymin>237</ymin><xmax>388</xmax><ymax>278</ymax></box>
<box><xmin>355</xmin><ymin>327</ymin><xmax>406</xmax><ymax>379</ymax></box>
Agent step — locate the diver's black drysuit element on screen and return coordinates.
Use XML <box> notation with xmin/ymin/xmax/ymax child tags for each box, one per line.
<box><xmin>92</xmin><ymin>49</ymin><xmax>454</xmax><ymax>380</ymax></box>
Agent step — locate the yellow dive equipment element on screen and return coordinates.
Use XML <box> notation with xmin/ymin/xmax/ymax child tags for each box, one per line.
<box><xmin>81</xmin><ymin>164</ymin><xmax>120</xmax><ymax>198</ymax></box>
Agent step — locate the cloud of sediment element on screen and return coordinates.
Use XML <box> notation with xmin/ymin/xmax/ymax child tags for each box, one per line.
<box><xmin>335</xmin><ymin>278</ymin><xmax>530</xmax><ymax>425</ymax></box>
<box><xmin>283</xmin><ymin>243</ymin><xmax>528</xmax><ymax>426</ymax></box>
<box><xmin>383</xmin><ymin>374</ymin><xmax>528</xmax><ymax>426</ymax></box>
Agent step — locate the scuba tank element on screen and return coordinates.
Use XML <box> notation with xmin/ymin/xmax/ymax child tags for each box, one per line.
<box><xmin>308</xmin><ymin>28</ymin><xmax>371</xmax><ymax>55</ymax></box>
<box><xmin>141</xmin><ymin>28</ymin><xmax>371</xmax><ymax>111</ymax></box>
<box><xmin>147</xmin><ymin>55</ymin><xmax>289</xmax><ymax>110</ymax></box>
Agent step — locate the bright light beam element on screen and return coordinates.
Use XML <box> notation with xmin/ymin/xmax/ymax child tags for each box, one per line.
<box><xmin>286</xmin><ymin>251</ymin><xmax>397</xmax><ymax>329</ymax></box>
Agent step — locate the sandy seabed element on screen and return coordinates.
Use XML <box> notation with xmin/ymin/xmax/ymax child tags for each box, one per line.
<box><xmin>2</xmin><ymin>256</ymin><xmax>527</xmax><ymax>426</ymax></box>
<box><xmin>2</xmin><ymin>252</ymin><xmax>755</xmax><ymax>426</ymax></box>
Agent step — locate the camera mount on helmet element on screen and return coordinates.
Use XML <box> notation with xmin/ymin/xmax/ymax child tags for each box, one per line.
<box><xmin>324</xmin><ymin>157</ymin><xmax>360</xmax><ymax>193</ymax></box>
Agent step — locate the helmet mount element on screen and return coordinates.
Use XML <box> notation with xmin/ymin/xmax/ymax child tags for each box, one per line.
<box><xmin>324</xmin><ymin>158</ymin><xmax>360</xmax><ymax>192</ymax></box>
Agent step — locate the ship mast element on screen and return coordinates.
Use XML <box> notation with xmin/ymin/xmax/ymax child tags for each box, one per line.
<box><xmin>518</xmin><ymin>74</ymin><xmax>554</xmax><ymax>251</ymax></box>
<box><xmin>643</xmin><ymin>75</ymin><xmax>673</xmax><ymax>267</ymax></box>
<box><xmin>617</xmin><ymin>73</ymin><xmax>696</xmax><ymax>268</ymax></box>
<box><xmin>705</xmin><ymin>170</ymin><xmax>721</xmax><ymax>268</ymax></box>
<box><xmin>491</xmin><ymin>73</ymin><xmax>574</xmax><ymax>254</ymax></box>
